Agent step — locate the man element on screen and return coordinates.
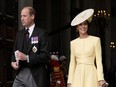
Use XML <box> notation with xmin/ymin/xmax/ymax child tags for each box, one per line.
<box><xmin>11</xmin><ymin>6</ymin><xmax>50</xmax><ymax>87</ymax></box>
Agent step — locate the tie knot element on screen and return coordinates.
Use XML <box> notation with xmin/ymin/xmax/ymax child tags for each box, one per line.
<box><xmin>25</xmin><ymin>29</ymin><xmax>29</xmax><ymax>34</ymax></box>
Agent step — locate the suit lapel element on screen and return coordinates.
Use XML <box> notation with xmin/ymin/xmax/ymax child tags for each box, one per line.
<box><xmin>27</xmin><ymin>26</ymin><xmax>39</xmax><ymax>54</ymax></box>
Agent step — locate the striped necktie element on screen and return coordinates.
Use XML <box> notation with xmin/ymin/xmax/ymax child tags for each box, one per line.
<box><xmin>25</xmin><ymin>29</ymin><xmax>29</xmax><ymax>42</ymax></box>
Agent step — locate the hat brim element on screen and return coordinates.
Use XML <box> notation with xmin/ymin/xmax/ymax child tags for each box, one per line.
<box><xmin>71</xmin><ymin>9</ymin><xmax>94</xmax><ymax>26</ymax></box>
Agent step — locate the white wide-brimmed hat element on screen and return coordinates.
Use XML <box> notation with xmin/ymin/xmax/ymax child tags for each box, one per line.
<box><xmin>71</xmin><ymin>8</ymin><xmax>94</xmax><ymax>26</ymax></box>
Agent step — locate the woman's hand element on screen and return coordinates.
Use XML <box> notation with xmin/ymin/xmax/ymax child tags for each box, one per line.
<box><xmin>99</xmin><ymin>80</ymin><xmax>108</xmax><ymax>87</ymax></box>
<box><xmin>67</xmin><ymin>83</ymin><xmax>71</xmax><ymax>87</ymax></box>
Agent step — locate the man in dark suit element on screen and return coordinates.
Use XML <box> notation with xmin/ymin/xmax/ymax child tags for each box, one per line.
<box><xmin>11</xmin><ymin>6</ymin><xmax>50</xmax><ymax>87</ymax></box>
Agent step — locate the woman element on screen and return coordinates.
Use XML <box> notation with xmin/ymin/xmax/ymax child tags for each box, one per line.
<box><xmin>67</xmin><ymin>9</ymin><xmax>108</xmax><ymax>87</ymax></box>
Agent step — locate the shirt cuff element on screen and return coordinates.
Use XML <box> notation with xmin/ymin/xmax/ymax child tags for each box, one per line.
<box><xmin>26</xmin><ymin>55</ymin><xmax>29</xmax><ymax>63</ymax></box>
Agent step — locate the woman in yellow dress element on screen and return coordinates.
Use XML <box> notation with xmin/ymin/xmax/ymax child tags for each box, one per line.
<box><xmin>67</xmin><ymin>9</ymin><xmax>108</xmax><ymax>87</ymax></box>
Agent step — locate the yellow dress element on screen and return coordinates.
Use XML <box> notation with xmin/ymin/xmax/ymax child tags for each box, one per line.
<box><xmin>67</xmin><ymin>35</ymin><xmax>104</xmax><ymax>87</ymax></box>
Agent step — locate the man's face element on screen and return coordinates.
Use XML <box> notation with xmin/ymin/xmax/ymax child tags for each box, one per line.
<box><xmin>21</xmin><ymin>8</ymin><xmax>34</xmax><ymax>28</ymax></box>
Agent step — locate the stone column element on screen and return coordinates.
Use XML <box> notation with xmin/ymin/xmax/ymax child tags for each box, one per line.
<box><xmin>0</xmin><ymin>0</ymin><xmax>6</xmax><ymax>14</ymax></box>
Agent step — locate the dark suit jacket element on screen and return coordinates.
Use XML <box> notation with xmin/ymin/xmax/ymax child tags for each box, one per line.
<box><xmin>11</xmin><ymin>26</ymin><xmax>50</xmax><ymax>87</ymax></box>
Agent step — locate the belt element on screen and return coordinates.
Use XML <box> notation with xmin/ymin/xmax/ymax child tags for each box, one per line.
<box><xmin>77</xmin><ymin>59</ymin><xmax>94</xmax><ymax>65</ymax></box>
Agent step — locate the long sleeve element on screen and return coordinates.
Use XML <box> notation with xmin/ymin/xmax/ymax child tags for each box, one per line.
<box><xmin>95</xmin><ymin>38</ymin><xmax>104</xmax><ymax>81</ymax></box>
<box><xmin>67</xmin><ymin>42</ymin><xmax>76</xmax><ymax>83</ymax></box>
<box><xmin>11</xmin><ymin>32</ymin><xmax>19</xmax><ymax>62</ymax></box>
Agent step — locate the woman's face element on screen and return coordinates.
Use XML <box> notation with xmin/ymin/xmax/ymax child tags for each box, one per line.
<box><xmin>76</xmin><ymin>21</ymin><xmax>88</xmax><ymax>34</ymax></box>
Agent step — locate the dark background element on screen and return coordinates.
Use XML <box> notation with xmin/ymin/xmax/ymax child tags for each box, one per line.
<box><xmin>0</xmin><ymin>0</ymin><xmax>116</xmax><ymax>87</ymax></box>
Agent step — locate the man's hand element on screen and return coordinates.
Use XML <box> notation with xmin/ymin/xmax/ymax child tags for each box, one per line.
<box><xmin>11</xmin><ymin>62</ymin><xmax>19</xmax><ymax>70</ymax></box>
<box><xmin>15</xmin><ymin>50</ymin><xmax>27</xmax><ymax>61</ymax></box>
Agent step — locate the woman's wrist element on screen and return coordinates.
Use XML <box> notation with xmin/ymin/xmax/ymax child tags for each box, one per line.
<box><xmin>67</xmin><ymin>83</ymin><xmax>71</xmax><ymax>85</ymax></box>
